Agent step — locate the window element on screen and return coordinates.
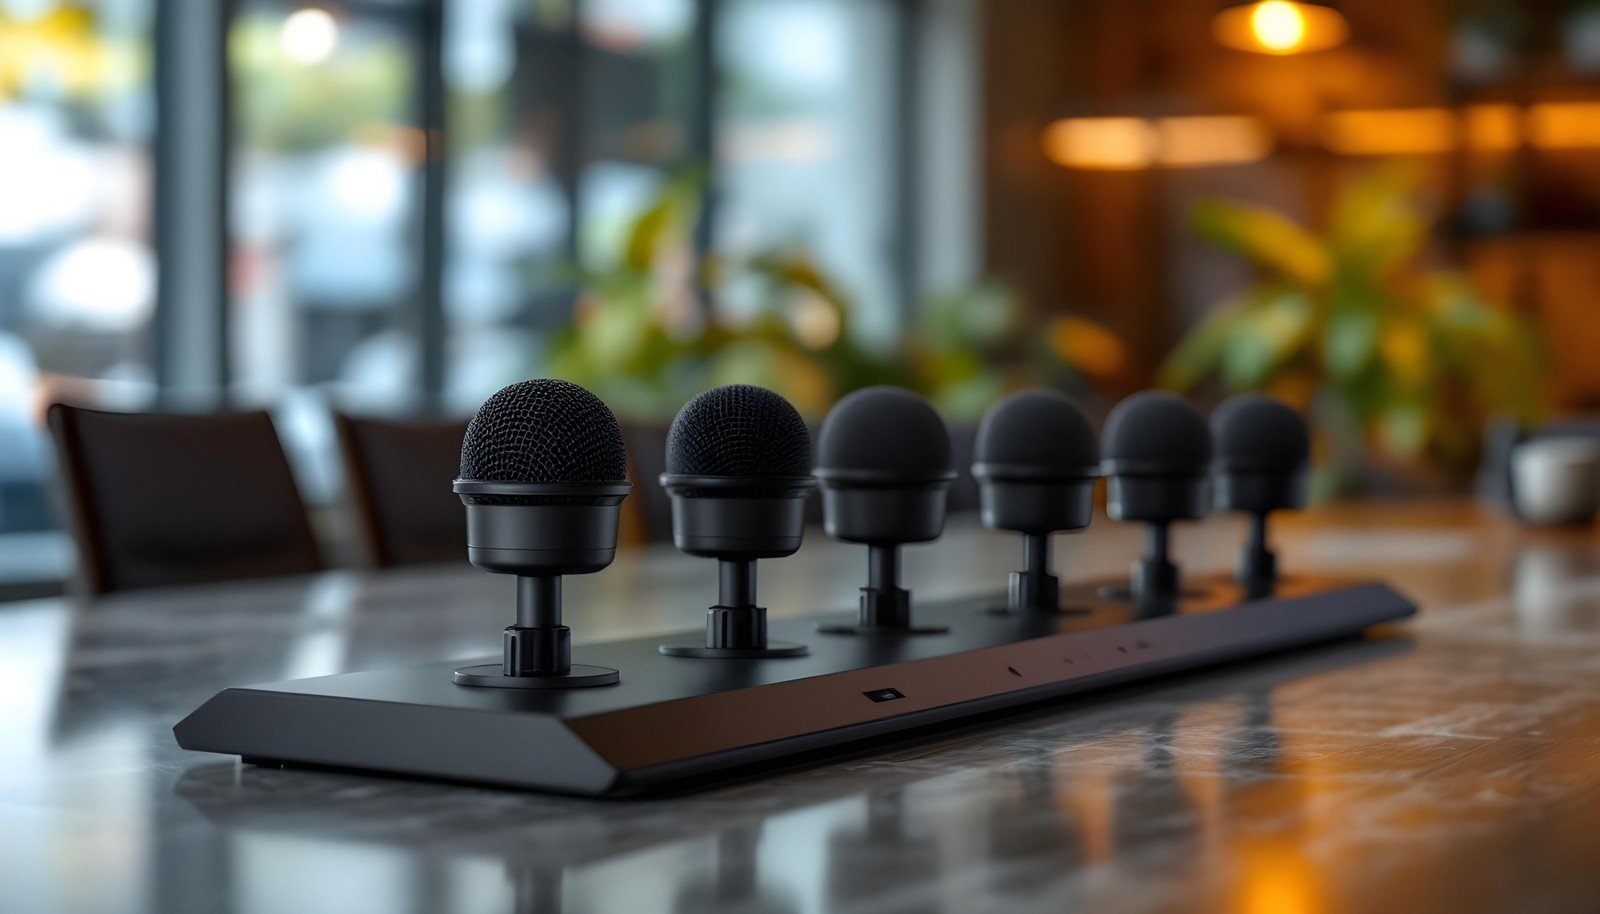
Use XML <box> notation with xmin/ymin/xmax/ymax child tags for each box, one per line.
<box><xmin>578</xmin><ymin>0</ymin><xmax>695</xmax><ymax>269</ymax></box>
<box><xmin>229</xmin><ymin>1</ymin><xmax>426</xmax><ymax>497</ymax></box>
<box><xmin>441</xmin><ymin>0</ymin><xmax>700</xmax><ymax>413</ymax></box>
<box><xmin>0</xmin><ymin>0</ymin><xmax>966</xmax><ymax>591</ymax></box>
<box><xmin>0</xmin><ymin>1</ymin><xmax>154</xmax><ymax>553</ymax></box>
<box><xmin>443</xmin><ymin>0</ymin><xmax>575</xmax><ymax>412</ymax></box>
<box><xmin>717</xmin><ymin>0</ymin><xmax>900</xmax><ymax>344</ymax></box>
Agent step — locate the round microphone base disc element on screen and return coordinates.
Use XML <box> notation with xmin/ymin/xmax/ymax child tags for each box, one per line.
<box><xmin>452</xmin><ymin>664</ymin><xmax>620</xmax><ymax>689</ymax></box>
<box><xmin>981</xmin><ymin>604</ymin><xmax>1093</xmax><ymax>617</ymax></box>
<box><xmin>658</xmin><ymin>640</ymin><xmax>809</xmax><ymax>659</ymax></box>
<box><xmin>1096</xmin><ymin>583</ymin><xmax>1134</xmax><ymax>601</ymax></box>
<box><xmin>1095</xmin><ymin>584</ymin><xmax>1213</xmax><ymax>602</ymax></box>
<box><xmin>816</xmin><ymin>623</ymin><xmax>950</xmax><ymax>636</ymax></box>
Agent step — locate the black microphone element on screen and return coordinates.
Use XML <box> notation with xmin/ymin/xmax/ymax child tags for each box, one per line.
<box><xmin>451</xmin><ymin>379</ymin><xmax>631</xmax><ymax>688</ymax></box>
<box><xmin>814</xmin><ymin>386</ymin><xmax>954</xmax><ymax>635</ymax></box>
<box><xmin>972</xmin><ymin>389</ymin><xmax>1100</xmax><ymax>612</ymax></box>
<box><xmin>657</xmin><ymin>384</ymin><xmax>815</xmax><ymax>659</ymax></box>
<box><xmin>1211</xmin><ymin>393</ymin><xmax>1309</xmax><ymax>594</ymax></box>
<box><xmin>1101</xmin><ymin>391</ymin><xmax>1212</xmax><ymax>606</ymax></box>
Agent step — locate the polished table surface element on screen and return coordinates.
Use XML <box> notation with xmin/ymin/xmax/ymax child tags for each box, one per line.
<box><xmin>4</xmin><ymin>501</ymin><xmax>1600</xmax><ymax>914</ymax></box>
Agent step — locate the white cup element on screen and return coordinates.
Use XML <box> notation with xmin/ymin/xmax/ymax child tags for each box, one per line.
<box><xmin>1512</xmin><ymin>438</ymin><xmax>1600</xmax><ymax>526</ymax></box>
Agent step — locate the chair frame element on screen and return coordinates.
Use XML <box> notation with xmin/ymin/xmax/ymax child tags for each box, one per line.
<box><xmin>47</xmin><ymin>404</ymin><xmax>322</xmax><ymax>595</ymax></box>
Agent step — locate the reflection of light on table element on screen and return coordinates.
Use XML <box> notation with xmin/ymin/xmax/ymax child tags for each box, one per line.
<box><xmin>1239</xmin><ymin>842</ymin><xmax>1321</xmax><ymax>914</ymax></box>
<box><xmin>1299</xmin><ymin>531</ymin><xmax>1476</xmax><ymax>566</ymax></box>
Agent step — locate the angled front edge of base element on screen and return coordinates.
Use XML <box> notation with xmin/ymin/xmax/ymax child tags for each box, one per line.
<box><xmin>173</xmin><ymin>688</ymin><xmax>621</xmax><ymax>795</ymax></box>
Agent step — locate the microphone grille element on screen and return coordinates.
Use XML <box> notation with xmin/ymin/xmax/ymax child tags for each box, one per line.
<box><xmin>459</xmin><ymin>379</ymin><xmax>628</xmax><ymax>483</ymax></box>
<box><xmin>815</xmin><ymin>386</ymin><xmax>950</xmax><ymax>478</ymax></box>
<box><xmin>975</xmin><ymin>389</ymin><xmax>1098</xmax><ymax>474</ymax></box>
<box><xmin>1102</xmin><ymin>391</ymin><xmax>1212</xmax><ymax>473</ymax></box>
<box><xmin>1211</xmin><ymin>393</ymin><xmax>1309</xmax><ymax>471</ymax></box>
<box><xmin>666</xmin><ymin>384</ymin><xmax>811</xmax><ymax>477</ymax></box>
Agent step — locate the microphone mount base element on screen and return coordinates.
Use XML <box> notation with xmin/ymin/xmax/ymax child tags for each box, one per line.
<box><xmin>452</xmin><ymin>663</ymin><xmax>620</xmax><ymax>689</ymax></box>
<box><xmin>454</xmin><ymin>574</ymin><xmax>621</xmax><ymax>689</ymax></box>
<box><xmin>818</xmin><ymin>574</ymin><xmax>950</xmax><ymax>636</ymax></box>
<box><xmin>657</xmin><ymin>642</ymin><xmax>809</xmax><ymax>660</ymax></box>
<box><xmin>658</xmin><ymin>559</ymin><xmax>812</xmax><ymax>659</ymax></box>
<box><xmin>1006</xmin><ymin>570</ymin><xmax>1065</xmax><ymax>613</ymax></box>
<box><xmin>1237</xmin><ymin>513</ymin><xmax>1279</xmax><ymax>598</ymax></box>
<box><xmin>996</xmin><ymin>532</ymin><xmax>1085</xmax><ymax>614</ymax></box>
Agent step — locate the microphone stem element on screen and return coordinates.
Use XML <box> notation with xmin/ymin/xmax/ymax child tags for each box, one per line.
<box><xmin>868</xmin><ymin>545</ymin><xmax>900</xmax><ymax>592</ymax></box>
<box><xmin>1023</xmin><ymin>533</ymin><xmax>1051</xmax><ymax>576</ymax></box>
<box><xmin>1248</xmin><ymin>512</ymin><xmax>1268</xmax><ymax>556</ymax></box>
<box><xmin>517</xmin><ymin>575</ymin><xmax>562</xmax><ymax>629</ymax></box>
<box><xmin>1146</xmin><ymin>523</ymin><xmax>1170</xmax><ymax>566</ymax></box>
<box><xmin>717</xmin><ymin>559</ymin><xmax>758</xmax><ymax>610</ymax></box>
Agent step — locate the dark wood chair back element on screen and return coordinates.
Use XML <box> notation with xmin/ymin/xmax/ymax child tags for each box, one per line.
<box><xmin>620</xmin><ymin>422</ymin><xmax>674</xmax><ymax>543</ymax></box>
<box><xmin>48</xmin><ymin>404</ymin><xmax>323</xmax><ymax>595</ymax></box>
<box><xmin>332</xmin><ymin>412</ymin><xmax>469</xmax><ymax>567</ymax></box>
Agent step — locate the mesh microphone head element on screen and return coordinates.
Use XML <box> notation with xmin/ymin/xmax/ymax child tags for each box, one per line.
<box><xmin>459</xmin><ymin>379</ymin><xmax>628</xmax><ymax>484</ymax></box>
<box><xmin>665</xmin><ymin>384</ymin><xmax>811</xmax><ymax>478</ymax></box>
<box><xmin>1102</xmin><ymin>391</ymin><xmax>1212</xmax><ymax>477</ymax></box>
<box><xmin>975</xmin><ymin>389</ymin><xmax>1098</xmax><ymax>478</ymax></box>
<box><xmin>815</xmin><ymin>386</ymin><xmax>951</xmax><ymax>483</ymax></box>
<box><xmin>1211</xmin><ymin>393</ymin><xmax>1309</xmax><ymax>473</ymax></box>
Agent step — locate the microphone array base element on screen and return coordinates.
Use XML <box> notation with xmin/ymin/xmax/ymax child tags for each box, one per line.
<box><xmin>177</xmin><ymin>573</ymin><xmax>1415</xmax><ymax>797</ymax></box>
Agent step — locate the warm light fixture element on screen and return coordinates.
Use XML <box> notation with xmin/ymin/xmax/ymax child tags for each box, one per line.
<box><xmin>1213</xmin><ymin>1</ymin><xmax>1349</xmax><ymax>55</ymax></box>
<box><xmin>1042</xmin><ymin>115</ymin><xmax>1272</xmax><ymax>170</ymax></box>
<box><xmin>1321</xmin><ymin>108</ymin><xmax>1457</xmax><ymax>155</ymax></box>
<box><xmin>1320</xmin><ymin>103</ymin><xmax>1600</xmax><ymax>155</ymax></box>
<box><xmin>1041</xmin><ymin>117</ymin><xmax>1156</xmax><ymax>170</ymax></box>
<box><xmin>1527</xmin><ymin>102</ymin><xmax>1600</xmax><ymax>149</ymax></box>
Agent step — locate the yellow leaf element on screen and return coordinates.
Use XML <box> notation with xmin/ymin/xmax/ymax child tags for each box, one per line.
<box><xmin>1192</xmin><ymin>199</ymin><xmax>1332</xmax><ymax>286</ymax></box>
<box><xmin>1048</xmin><ymin>316</ymin><xmax>1126</xmax><ymax>379</ymax></box>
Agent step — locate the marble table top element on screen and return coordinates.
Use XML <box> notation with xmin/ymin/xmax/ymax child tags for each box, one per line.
<box><xmin>4</xmin><ymin>501</ymin><xmax>1600</xmax><ymax>914</ymax></box>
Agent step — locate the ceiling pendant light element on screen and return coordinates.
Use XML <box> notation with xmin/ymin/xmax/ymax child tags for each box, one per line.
<box><xmin>1213</xmin><ymin>1</ymin><xmax>1349</xmax><ymax>55</ymax></box>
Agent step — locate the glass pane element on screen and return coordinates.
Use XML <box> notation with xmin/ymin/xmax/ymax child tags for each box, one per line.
<box><xmin>578</xmin><ymin>0</ymin><xmax>694</xmax><ymax>269</ymax></box>
<box><xmin>0</xmin><ymin>0</ymin><xmax>154</xmax><ymax>543</ymax></box>
<box><xmin>442</xmin><ymin>0</ymin><xmax>575</xmax><ymax>412</ymax></box>
<box><xmin>229</xmin><ymin>2</ymin><xmax>422</xmax><ymax>497</ymax></box>
<box><xmin>441</xmin><ymin>0</ymin><xmax>697</xmax><ymax>412</ymax></box>
<box><xmin>716</xmin><ymin>0</ymin><xmax>898</xmax><ymax>345</ymax></box>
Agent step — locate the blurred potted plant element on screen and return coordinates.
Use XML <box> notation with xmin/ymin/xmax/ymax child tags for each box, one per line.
<box><xmin>546</xmin><ymin>172</ymin><xmax>1124</xmax><ymax>422</ymax></box>
<box><xmin>1160</xmin><ymin>166</ymin><xmax>1545</xmax><ymax>495</ymax></box>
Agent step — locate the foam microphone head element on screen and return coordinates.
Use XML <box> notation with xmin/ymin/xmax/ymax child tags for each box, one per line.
<box><xmin>814</xmin><ymin>386</ymin><xmax>955</xmax><ymax>545</ymax></box>
<box><xmin>1211</xmin><ymin>393</ymin><xmax>1309</xmax><ymax>515</ymax></box>
<box><xmin>454</xmin><ymin>379</ymin><xmax>631</xmax><ymax>576</ymax></box>
<box><xmin>973</xmin><ymin>389</ymin><xmax>1100</xmax><ymax>534</ymax></box>
<box><xmin>1101</xmin><ymin>390</ymin><xmax>1212</xmax><ymax>523</ymax></box>
<box><xmin>661</xmin><ymin>384</ymin><xmax>816</xmax><ymax>559</ymax></box>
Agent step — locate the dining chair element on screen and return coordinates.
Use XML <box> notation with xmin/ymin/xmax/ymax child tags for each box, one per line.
<box><xmin>47</xmin><ymin>404</ymin><xmax>324</xmax><ymax>595</ymax></box>
<box><xmin>332</xmin><ymin>412</ymin><xmax>470</xmax><ymax>568</ymax></box>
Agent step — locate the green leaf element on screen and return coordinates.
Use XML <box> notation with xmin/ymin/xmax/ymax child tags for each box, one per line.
<box><xmin>1158</xmin><ymin>298</ymin><xmax>1249</xmax><ymax>390</ymax></box>
<box><xmin>920</xmin><ymin>283</ymin><xmax>1017</xmax><ymax>350</ymax></box>
<box><xmin>1191</xmin><ymin>199</ymin><xmax>1331</xmax><ymax>286</ymax></box>
<box><xmin>1379</xmin><ymin>399</ymin><xmax>1428</xmax><ymax>457</ymax></box>
<box><xmin>1219</xmin><ymin>291</ymin><xmax>1312</xmax><ymax>389</ymax></box>
<box><xmin>1323</xmin><ymin>309</ymin><xmax>1378</xmax><ymax>381</ymax></box>
<box><xmin>1328</xmin><ymin>165</ymin><xmax>1428</xmax><ymax>274</ymax></box>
